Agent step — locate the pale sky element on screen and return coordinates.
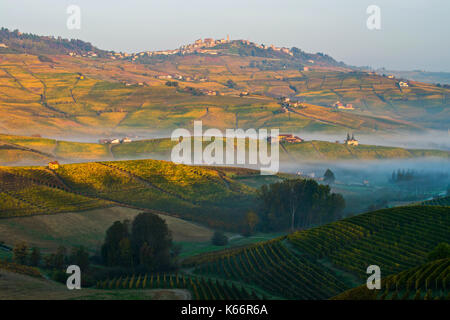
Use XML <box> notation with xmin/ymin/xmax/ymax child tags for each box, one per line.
<box><xmin>1</xmin><ymin>0</ymin><xmax>449</xmax><ymax>71</ymax></box>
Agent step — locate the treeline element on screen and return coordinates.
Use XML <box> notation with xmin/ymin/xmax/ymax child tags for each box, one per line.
<box><xmin>256</xmin><ymin>179</ymin><xmax>345</xmax><ymax>232</ymax></box>
<box><xmin>10</xmin><ymin>241</ymin><xmax>91</xmax><ymax>284</ymax></box>
<box><xmin>0</xmin><ymin>27</ymin><xmax>107</xmax><ymax>56</ymax></box>
<box><xmin>391</xmin><ymin>169</ymin><xmax>449</xmax><ymax>184</ymax></box>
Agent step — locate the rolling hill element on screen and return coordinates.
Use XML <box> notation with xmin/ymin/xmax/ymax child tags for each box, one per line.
<box><xmin>0</xmin><ymin>29</ymin><xmax>448</xmax><ymax>139</ymax></box>
<box><xmin>180</xmin><ymin>205</ymin><xmax>450</xmax><ymax>299</ymax></box>
<box><xmin>0</xmin><ymin>159</ymin><xmax>258</xmax><ymax>230</ymax></box>
<box><xmin>0</xmin><ymin>133</ymin><xmax>448</xmax><ymax>166</ymax></box>
<box><xmin>333</xmin><ymin>258</ymin><xmax>449</xmax><ymax>300</ymax></box>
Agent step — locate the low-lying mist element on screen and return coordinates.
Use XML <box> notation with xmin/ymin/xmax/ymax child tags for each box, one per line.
<box><xmin>293</xmin><ymin>130</ymin><xmax>450</xmax><ymax>151</ymax></box>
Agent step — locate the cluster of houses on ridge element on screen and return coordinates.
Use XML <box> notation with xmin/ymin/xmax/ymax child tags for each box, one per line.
<box><xmin>68</xmin><ymin>36</ymin><xmax>296</xmax><ymax>61</ymax></box>
<box><xmin>98</xmin><ymin>137</ymin><xmax>132</xmax><ymax>145</ymax></box>
<box><xmin>386</xmin><ymin>75</ymin><xmax>410</xmax><ymax>87</ymax></box>
<box><xmin>268</xmin><ymin>133</ymin><xmax>359</xmax><ymax>146</ymax></box>
<box><xmin>278</xmin><ymin>97</ymin><xmax>304</xmax><ymax>113</ymax></box>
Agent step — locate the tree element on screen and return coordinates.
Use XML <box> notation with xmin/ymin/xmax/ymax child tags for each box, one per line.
<box><xmin>29</xmin><ymin>247</ymin><xmax>41</xmax><ymax>267</ymax></box>
<box><xmin>225</xmin><ymin>79</ymin><xmax>237</xmax><ymax>89</ymax></box>
<box><xmin>130</xmin><ymin>212</ymin><xmax>173</xmax><ymax>270</ymax></box>
<box><xmin>427</xmin><ymin>243</ymin><xmax>450</xmax><ymax>261</ymax></box>
<box><xmin>324</xmin><ymin>169</ymin><xmax>335</xmax><ymax>184</ymax></box>
<box><xmin>101</xmin><ymin>220</ymin><xmax>130</xmax><ymax>266</ymax></box>
<box><xmin>211</xmin><ymin>231</ymin><xmax>228</xmax><ymax>246</ymax></box>
<box><xmin>118</xmin><ymin>238</ymin><xmax>133</xmax><ymax>268</ymax></box>
<box><xmin>100</xmin><ymin>213</ymin><xmax>175</xmax><ymax>272</ymax></box>
<box><xmin>70</xmin><ymin>246</ymin><xmax>90</xmax><ymax>271</ymax></box>
<box><xmin>13</xmin><ymin>242</ymin><xmax>28</xmax><ymax>265</ymax></box>
<box><xmin>242</xmin><ymin>211</ymin><xmax>259</xmax><ymax>236</ymax></box>
<box><xmin>53</xmin><ymin>246</ymin><xmax>67</xmax><ymax>269</ymax></box>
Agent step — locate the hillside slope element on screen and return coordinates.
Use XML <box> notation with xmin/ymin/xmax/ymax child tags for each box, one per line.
<box><xmin>0</xmin><ymin>29</ymin><xmax>448</xmax><ymax>137</ymax></box>
<box><xmin>183</xmin><ymin>206</ymin><xmax>450</xmax><ymax>299</ymax></box>
<box><xmin>333</xmin><ymin>258</ymin><xmax>449</xmax><ymax>300</ymax></box>
<box><xmin>0</xmin><ymin>159</ymin><xmax>257</xmax><ymax>230</ymax></box>
<box><xmin>1</xmin><ymin>134</ymin><xmax>448</xmax><ymax>165</ymax></box>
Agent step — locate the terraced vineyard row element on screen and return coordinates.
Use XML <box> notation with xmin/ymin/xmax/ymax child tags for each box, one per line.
<box><xmin>0</xmin><ymin>167</ymin><xmax>110</xmax><ymax>217</ymax></box>
<box><xmin>421</xmin><ymin>196</ymin><xmax>450</xmax><ymax>206</ymax></box>
<box><xmin>96</xmin><ymin>273</ymin><xmax>262</xmax><ymax>300</ymax></box>
<box><xmin>0</xmin><ymin>160</ymin><xmax>256</xmax><ymax>229</ymax></box>
<box><xmin>334</xmin><ymin>258</ymin><xmax>450</xmax><ymax>300</ymax></box>
<box><xmin>187</xmin><ymin>240</ymin><xmax>348</xmax><ymax>299</ymax></box>
<box><xmin>103</xmin><ymin>160</ymin><xmax>253</xmax><ymax>205</ymax></box>
<box><xmin>188</xmin><ymin>205</ymin><xmax>450</xmax><ymax>299</ymax></box>
<box><xmin>288</xmin><ymin>206</ymin><xmax>450</xmax><ymax>279</ymax></box>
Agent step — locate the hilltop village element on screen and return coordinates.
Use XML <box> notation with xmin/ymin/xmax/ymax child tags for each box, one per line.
<box><xmin>67</xmin><ymin>36</ymin><xmax>296</xmax><ymax>61</ymax></box>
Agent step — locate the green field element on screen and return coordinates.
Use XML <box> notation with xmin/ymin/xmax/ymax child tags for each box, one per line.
<box><xmin>1</xmin><ymin>134</ymin><xmax>448</xmax><ymax>165</ymax></box>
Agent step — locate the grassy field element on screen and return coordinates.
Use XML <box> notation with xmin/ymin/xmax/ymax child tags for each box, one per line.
<box><xmin>0</xmin><ymin>206</ymin><xmax>214</xmax><ymax>253</ymax></box>
<box><xmin>0</xmin><ymin>269</ymin><xmax>190</xmax><ymax>300</ymax></box>
<box><xmin>177</xmin><ymin>232</ymin><xmax>284</xmax><ymax>258</ymax></box>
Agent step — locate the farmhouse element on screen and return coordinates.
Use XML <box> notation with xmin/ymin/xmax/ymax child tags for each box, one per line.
<box><xmin>333</xmin><ymin>101</ymin><xmax>354</xmax><ymax>110</ymax></box>
<box><xmin>48</xmin><ymin>161</ymin><xmax>60</xmax><ymax>170</ymax></box>
<box><xmin>275</xmin><ymin>134</ymin><xmax>304</xmax><ymax>143</ymax></box>
<box><xmin>338</xmin><ymin>104</ymin><xmax>354</xmax><ymax>110</ymax></box>
<box><xmin>399</xmin><ymin>81</ymin><xmax>409</xmax><ymax>87</ymax></box>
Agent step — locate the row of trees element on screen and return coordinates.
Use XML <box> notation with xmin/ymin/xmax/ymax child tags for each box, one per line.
<box><xmin>257</xmin><ymin>179</ymin><xmax>345</xmax><ymax>231</ymax></box>
<box><xmin>12</xmin><ymin>242</ymin><xmax>90</xmax><ymax>271</ymax></box>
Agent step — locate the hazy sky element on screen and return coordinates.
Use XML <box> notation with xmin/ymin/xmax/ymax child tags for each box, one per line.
<box><xmin>1</xmin><ymin>0</ymin><xmax>449</xmax><ymax>71</ymax></box>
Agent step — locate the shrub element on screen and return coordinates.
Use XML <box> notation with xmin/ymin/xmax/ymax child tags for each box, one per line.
<box><xmin>211</xmin><ymin>231</ymin><xmax>228</xmax><ymax>246</ymax></box>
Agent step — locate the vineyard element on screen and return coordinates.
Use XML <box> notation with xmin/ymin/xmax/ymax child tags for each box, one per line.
<box><xmin>288</xmin><ymin>206</ymin><xmax>450</xmax><ymax>278</ymax></box>
<box><xmin>189</xmin><ymin>240</ymin><xmax>348</xmax><ymax>299</ymax></box>
<box><xmin>0</xmin><ymin>160</ymin><xmax>257</xmax><ymax>229</ymax></box>
<box><xmin>96</xmin><ymin>273</ymin><xmax>263</xmax><ymax>300</ymax></box>
<box><xmin>333</xmin><ymin>258</ymin><xmax>450</xmax><ymax>300</ymax></box>
<box><xmin>0</xmin><ymin>166</ymin><xmax>110</xmax><ymax>217</ymax></box>
<box><xmin>185</xmin><ymin>206</ymin><xmax>450</xmax><ymax>299</ymax></box>
<box><xmin>421</xmin><ymin>196</ymin><xmax>450</xmax><ymax>206</ymax></box>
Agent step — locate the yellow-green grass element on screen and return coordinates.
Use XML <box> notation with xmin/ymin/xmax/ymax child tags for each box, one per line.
<box><xmin>1</xmin><ymin>133</ymin><xmax>449</xmax><ymax>165</ymax></box>
<box><xmin>284</xmin><ymin>141</ymin><xmax>450</xmax><ymax>160</ymax></box>
<box><xmin>54</xmin><ymin>141</ymin><xmax>111</xmax><ymax>159</ymax></box>
<box><xmin>0</xmin><ymin>134</ymin><xmax>56</xmax><ymax>154</ymax></box>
